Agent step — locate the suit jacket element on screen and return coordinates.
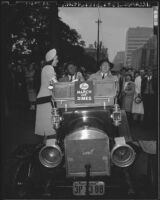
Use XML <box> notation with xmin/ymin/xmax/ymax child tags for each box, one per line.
<box><xmin>88</xmin><ymin>70</ymin><xmax>118</xmax><ymax>82</ymax></box>
<box><xmin>88</xmin><ymin>70</ymin><xmax>119</xmax><ymax>94</ymax></box>
<box><xmin>141</xmin><ymin>75</ymin><xmax>157</xmax><ymax>97</ymax></box>
<box><xmin>118</xmin><ymin>76</ymin><xmax>125</xmax><ymax>94</ymax></box>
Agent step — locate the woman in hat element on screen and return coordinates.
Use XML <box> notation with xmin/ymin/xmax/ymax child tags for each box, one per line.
<box><xmin>121</xmin><ymin>74</ymin><xmax>135</xmax><ymax>123</ymax></box>
<box><xmin>35</xmin><ymin>49</ymin><xmax>58</xmax><ymax>142</ymax></box>
<box><xmin>131</xmin><ymin>71</ymin><xmax>144</xmax><ymax>122</ymax></box>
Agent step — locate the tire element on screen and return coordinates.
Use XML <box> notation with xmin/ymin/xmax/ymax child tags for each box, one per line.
<box><xmin>4</xmin><ymin>158</ymin><xmax>34</xmax><ymax>198</ymax></box>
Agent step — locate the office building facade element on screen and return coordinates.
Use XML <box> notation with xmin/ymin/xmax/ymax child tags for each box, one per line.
<box><xmin>113</xmin><ymin>51</ymin><xmax>125</xmax><ymax>71</ymax></box>
<box><xmin>125</xmin><ymin>27</ymin><xmax>153</xmax><ymax>67</ymax></box>
<box><xmin>131</xmin><ymin>35</ymin><xmax>157</xmax><ymax>71</ymax></box>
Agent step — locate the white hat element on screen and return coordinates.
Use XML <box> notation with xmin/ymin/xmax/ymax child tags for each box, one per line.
<box><xmin>45</xmin><ymin>49</ymin><xmax>57</xmax><ymax>62</ymax></box>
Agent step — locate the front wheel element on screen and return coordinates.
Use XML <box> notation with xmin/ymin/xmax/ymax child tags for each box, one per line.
<box><xmin>4</xmin><ymin>158</ymin><xmax>34</xmax><ymax>198</ymax></box>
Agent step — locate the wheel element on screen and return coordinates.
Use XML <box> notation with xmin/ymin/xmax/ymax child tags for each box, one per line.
<box><xmin>4</xmin><ymin>158</ymin><xmax>34</xmax><ymax>198</ymax></box>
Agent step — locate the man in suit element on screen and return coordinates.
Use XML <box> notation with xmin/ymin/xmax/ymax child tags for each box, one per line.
<box><xmin>141</xmin><ymin>68</ymin><xmax>157</xmax><ymax>127</ymax></box>
<box><xmin>88</xmin><ymin>59</ymin><xmax>119</xmax><ymax>94</ymax></box>
<box><xmin>59</xmin><ymin>61</ymin><xmax>84</xmax><ymax>82</ymax></box>
<box><xmin>117</xmin><ymin>67</ymin><xmax>127</xmax><ymax>106</ymax></box>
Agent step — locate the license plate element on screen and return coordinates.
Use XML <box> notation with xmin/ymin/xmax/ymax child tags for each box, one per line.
<box><xmin>73</xmin><ymin>181</ymin><xmax>105</xmax><ymax>196</ymax></box>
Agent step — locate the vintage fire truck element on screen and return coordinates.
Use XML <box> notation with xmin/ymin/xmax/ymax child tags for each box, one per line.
<box><xmin>4</xmin><ymin>80</ymin><xmax>157</xmax><ymax>198</ymax></box>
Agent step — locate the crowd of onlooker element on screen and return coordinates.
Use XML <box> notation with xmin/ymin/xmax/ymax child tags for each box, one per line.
<box><xmin>6</xmin><ymin>58</ymin><xmax>158</xmax><ymax>129</ymax></box>
<box><xmin>116</xmin><ymin>67</ymin><xmax>158</xmax><ymax>128</ymax></box>
<box><xmin>7</xmin><ymin>58</ymin><xmax>42</xmax><ymax>111</ymax></box>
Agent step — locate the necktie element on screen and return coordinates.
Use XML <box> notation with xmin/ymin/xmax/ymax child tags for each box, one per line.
<box><xmin>70</xmin><ymin>75</ymin><xmax>73</xmax><ymax>82</ymax></box>
<box><xmin>102</xmin><ymin>74</ymin><xmax>105</xmax><ymax>79</ymax></box>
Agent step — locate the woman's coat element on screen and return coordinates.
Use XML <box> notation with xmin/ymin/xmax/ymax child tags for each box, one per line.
<box><xmin>121</xmin><ymin>81</ymin><xmax>135</xmax><ymax>113</ymax></box>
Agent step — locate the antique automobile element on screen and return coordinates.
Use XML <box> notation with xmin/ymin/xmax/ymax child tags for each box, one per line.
<box><xmin>4</xmin><ymin>80</ymin><xmax>157</xmax><ymax>199</ymax></box>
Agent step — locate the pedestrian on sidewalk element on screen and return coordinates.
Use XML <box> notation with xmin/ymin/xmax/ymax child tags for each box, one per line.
<box><xmin>141</xmin><ymin>68</ymin><xmax>157</xmax><ymax>128</ymax></box>
<box><xmin>121</xmin><ymin>74</ymin><xmax>135</xmax><ymax>124</ymax></box>
<box><xmin>25</xmin><ymin>62</ymin><xmax>37</xmax><ymax>110</ymax></box>
<box><xmin>132</xmin><ymin>71</ymin><xmax>144</xmax><ymax>122</ymax></box>
<box><xmin>117</xmin><ymin>67</ymin><xmax>127</xmax><ymax>107</ymax></box>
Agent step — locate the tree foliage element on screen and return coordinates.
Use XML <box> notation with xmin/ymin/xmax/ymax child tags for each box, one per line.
<box><xmin>4</xmin><ymin>2</ymin><xmax>59</xmax><ymax>62</ymax></box>
<box><xmin>2</xmin><ymin>2</ymin><xmax>96</xmax><ymax>73</ymax></box>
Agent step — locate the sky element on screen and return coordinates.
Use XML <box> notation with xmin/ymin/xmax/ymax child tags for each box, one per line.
<box><xmin>59</xmin><ymin>7</ymin><xmax>153</xmax><ymax>61</ymax></box>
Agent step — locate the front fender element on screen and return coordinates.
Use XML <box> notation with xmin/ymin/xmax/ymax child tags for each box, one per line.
<box><xmin>138</xmin><ymin>140</ymin><xmax>156</xmax><ymax>155</ymax></box>
<box><xmin>12</xmin><ymin>144</ymin><xmax>42</xmax><ymax>159</ymax></box>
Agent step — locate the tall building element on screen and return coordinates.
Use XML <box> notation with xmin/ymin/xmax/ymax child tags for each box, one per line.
<box><xmin>131</xmin><ymin>35</ymin><xmax>157</xmax><ymax>71</ymax></box>
<box><xmin>113</xmin><ymin>51</ymin><xmax>125</xmax><ymax>71</ymax></box>
<box><xmin>125</xmin><ymin>27</ymin><xmax>153</xmax><ymax>67</ymax></box>
<box><xmin>131</xmin><ymin>48</ymin><xmax>143</xmax><ymax>70</ymax></box>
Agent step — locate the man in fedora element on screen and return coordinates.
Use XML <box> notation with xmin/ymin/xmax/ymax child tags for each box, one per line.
<box><xmin>88</xmin><ymin>59</ymin><xmax>119</xmax><ymax>102</ymax></box>
<box><xmin>88</xmin><ymin>59</ymin><xmax>118</xmax><ymax>82</ymax></box>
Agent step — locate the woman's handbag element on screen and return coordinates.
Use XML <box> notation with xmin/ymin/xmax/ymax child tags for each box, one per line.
<box><xmin>134</xmin><ymin>94</ymin><xmax>142</xmax><ymax>104</ymax></box>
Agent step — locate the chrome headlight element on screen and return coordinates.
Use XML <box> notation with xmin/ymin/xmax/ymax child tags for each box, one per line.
<box><xmin>111</xmin><ymin>137</ymin><xmax>136</xmax><ymax>167</ymax></box>
<box><xmin>39</xmin><ymin>139</ymin><xmax>62</xmax><ymax>168</ymax></box>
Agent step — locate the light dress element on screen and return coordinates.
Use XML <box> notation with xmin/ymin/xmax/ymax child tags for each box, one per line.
<box><xmin>132</xmin><ymin>76</ymin><xmax>144</xmax><ymax>115</ymax></box>
<box><xmin>35</xmin><ymin>65</ymin><xmax>57</xmax><ymax>136</ymax></box>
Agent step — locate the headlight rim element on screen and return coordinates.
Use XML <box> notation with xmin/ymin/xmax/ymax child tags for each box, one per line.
<box><xmin>39</xmin><ymin>144</ymin><xmax>63</xmax><ymax>168</ymax></box>
<box><xmin>111</xmin><ymin>143</ymin><xmax>136</xmax><ymax>167</ymax></box>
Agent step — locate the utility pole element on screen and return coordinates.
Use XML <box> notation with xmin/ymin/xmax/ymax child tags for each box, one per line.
<box><xmin>95</xmin><ymin>19</ymin><xmax>102</xmax><ymax>64</ymax></box>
